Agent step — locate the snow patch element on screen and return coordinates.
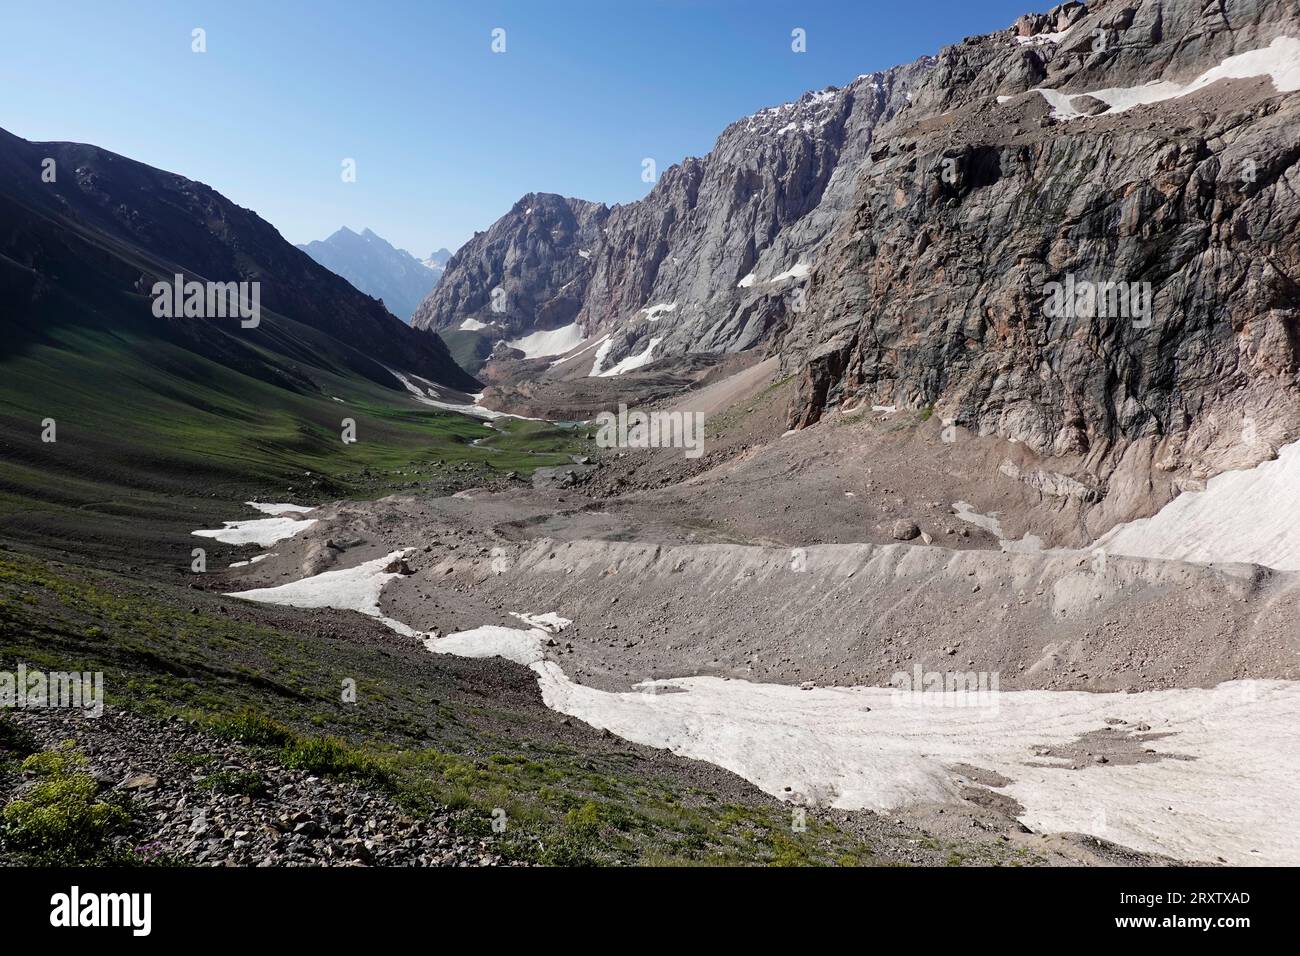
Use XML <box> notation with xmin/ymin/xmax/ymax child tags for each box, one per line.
<box><xmin>1016</xmin><ymin>28</ymin><xmax>1072</xmax><ymax>46</ymax></box>
<box><xmin>193</xmin><ymin>517</ymin><xmax>316</xmax><ymax>548</ymax></box>
<box><xmin>550</xmin><ymin>334</ymin><xmax>607</xmax><ymax>369</ymax></box>
<box><xmin>506</xmin><ymin>322</ymin><xmax>586</xmax><ymax>359</ymax></box>
<box><xmin>639</xmin><ymin>302</ymin><xmax>678</xmax><ymax>322</ymax></box>
<box><xmin>1095</xmin><ymin>439</ymin><xmax>1300</xmax><ymax>571</ymax></box>
<box><xmin>459</xmin><ymin>318</ymin><xmax>488</xmax><ymax>331</ymax></box>
<box><xmin>245</xmin><ymin>502</ymin><xmax>314</xmax><ymax>516</ymax></box>
<box><xmin>509</xmin><ymin>611</ymin><xmax>572</xmax><ymax>633</ymax></box>
<box><xmin>771</xmin><ymin>262</ymin><xmax>812</xmax><ymax>282</ymax></box>
<box><xmin>427</xmin><ymin>626</ymin><xmax>546</xmax><ymax>667</ymax></box>
<box><xmin>228</xmin><ymin>553</ymin><xmax>275</xmax><ymax>569</ymax></box>
<box><xmin>1030</xmin><ymin>36</ymin><xmax>1300</xmax><ymax>120</ymax></box>
<box><xmin>390</xmin><ymin>370</ymin><xmax>512</xmax><ymax>421</ymax></box>
<box><xmin>226</xmin><ymin>549</ymin><xmax>428</xmax><ymax>638</ymax></box>
<box><xmin>193</xmin><ymin>502</ymin><xmax>317</xmax><ymax>547</ymax></box>
<box><xmin>738</xmin><ymin>263</ymin><xmax>811</xmax><ymax>287</ymax></box>
<box><xmin>588</xmin><ymin>338</ymin><xmax>617</xmax><ymax>376</ymax></box>
<box><xmin>595</xmin><ymin>336</ymin><xmax>664</xmax><ymax>377</ymax></box>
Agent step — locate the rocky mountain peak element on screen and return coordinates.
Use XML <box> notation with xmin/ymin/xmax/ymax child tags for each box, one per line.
<box><xmin>413</xmin><ymin>59</ymin><xmax>928</xmax><ymax>372</ymax></box>
<box><xmin>408</xmin><ymin>0</ymin><xmax>1299</xmax><ymax>522</ymax></box>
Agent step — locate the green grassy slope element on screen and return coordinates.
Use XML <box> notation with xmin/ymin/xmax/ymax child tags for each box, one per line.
<box><xmin>0</xmin><ymin>319</ymin><xmax>585</xmax><ymax>567</ymax></box>
<box><xmin>439</xmin><ymin>328</ymin><xmax>496</xmax><ymax>375</ymax></box>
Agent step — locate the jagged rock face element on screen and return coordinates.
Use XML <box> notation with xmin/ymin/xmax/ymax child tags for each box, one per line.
<box><xmin>412</xmin><ymin>193</ymin><xmax>607</xmax><ymax>339</ymax></box>
<box><xmin>411</xmin><ymin>0</ymin><xmax>1298</xmax><ymax>520</ymax></box>
<box><xmin>582</xmin><ymin>67</ymin><xmax>930</xmax><ymax>364</ymax></box>
<box><xmin>782</xmin><ymin>0</ymin><xmax>1300</xmax><ymax>494</ymax></box>
<box><xmin>412</xmin><ymin>67</ymin><xmax>927</xmax><ymax>371</ymax></box>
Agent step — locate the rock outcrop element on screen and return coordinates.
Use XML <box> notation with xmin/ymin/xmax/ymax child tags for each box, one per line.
<box><xmin>412</xmin><ymin>193</ymin><xmax>608</xmax><ymax>341</ymax></box>
<box><xmin>781</xmin><ymin>0</ymin><xmax>1300</xmax><ymax>522</ymax></box>
<box><xmin>413</xmin><ymin>65</ymin><xmax>929</xmax><ymax>371</ymax></box>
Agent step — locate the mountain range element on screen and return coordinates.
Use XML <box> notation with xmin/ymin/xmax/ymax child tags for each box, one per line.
<box><xmin>297</xmin><ymin>226</ymin><xmax>450</xmax><ymax>324</ymax></box>
<box><xmin>413</xmin><ymin>0</ymin><xmax>1300</xmax><ymax>540</ymax></box>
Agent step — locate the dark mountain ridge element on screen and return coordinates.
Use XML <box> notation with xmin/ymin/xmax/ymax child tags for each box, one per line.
<box><xmin>0</xmin><ymin>126</ymin><xmax>476</xmax><ymax>393</ymax></box>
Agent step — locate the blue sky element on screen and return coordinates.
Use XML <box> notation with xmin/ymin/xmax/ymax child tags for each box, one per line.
<box><xmin>2</xmin><ymin>0</ymin><xmax>1033</xmax><ymax>255</ymax></box>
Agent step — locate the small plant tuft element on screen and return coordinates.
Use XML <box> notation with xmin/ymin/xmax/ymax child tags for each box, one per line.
<box><xmin>1</xmin><ymin>742</ymin><xmax>130</xmax><ymax>864</ymax></box>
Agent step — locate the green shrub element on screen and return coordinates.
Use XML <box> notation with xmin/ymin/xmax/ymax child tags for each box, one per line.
<box><xmin>280</xmin><ymin>736</ymin><xmax>393</xmax><ymax>789</ymax></box>
<box><xmin>565</xmin><ymin>800</ymin><xmax>602</xmax><ymax>839</ymax></box>
<box><xmin>207</xmin><ymin>709</ymin><xmax>293</xmax><ymax>747</ymax></box>
<box><xmin>538</xmin><ymin>833</ymin><xmax>599</xmax><ymax>867</ymax></box>
<box><xmin>1</xmin><ymin>743</ymin><xmax>129</xmax><ymax>864</ymax></box>
<box><xmin>536</xmin><ymin>801</ymin><xmax>604</xmax><ymax>866</ymax></box>
<box><xmin>197</xmin><ymin>769</ymin><xmax>267</xmax><ymax>798</ymax></box>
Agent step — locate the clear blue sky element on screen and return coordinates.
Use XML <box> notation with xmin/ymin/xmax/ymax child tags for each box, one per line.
<box><xmin>2</xmin><ymin>0</ymin><xmax>1033</xmax><ymax>255</ymax></box>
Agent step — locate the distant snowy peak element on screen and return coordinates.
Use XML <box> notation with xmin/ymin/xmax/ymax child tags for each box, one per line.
<box><xmin>298</xmin><ymin>227</ymin><xmax>445</xmax><ymax>323</ymax></box>
<box><xmin>421</xmin><ymin>248</ymin><xmax>453</xmax><ymax>272</ymax></box>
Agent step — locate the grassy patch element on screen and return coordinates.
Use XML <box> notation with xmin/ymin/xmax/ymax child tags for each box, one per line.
<box><xmin>196</xmin><ymin>769</ymin><xmax>269</xmax><ymax>799</ymax></box>
<box><xmin>0</xmin><ymin>324</ymin><xmax>586</xmax><ymax>564</ymax></box>
<box><xmin>0</xmin><ymin>742</ymin><xmax>131</xmax><ymax>864</ymax></box>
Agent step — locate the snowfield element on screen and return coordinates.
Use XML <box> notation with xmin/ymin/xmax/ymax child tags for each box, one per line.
<box><xmin>390</xmin><ymin>369</ymin><xmax>533</xmax><ymax>421</ymax></box>
<box><xmin>225</xmin><ymin>549</ymin><xmax>427</xmax><ymax>639</ymax></box>
<box><xmin>192</xmin><ymin>503</ymin><xmax>317</xmax><ymax>547</ymax></box>
<box><xmin>507</xmin><ymin>322</ymin><xmax>586</xmax><ymax>359</ymax></box>
<box><xmin>425</xmin><ymin>621</ymin><xmax>1300</xmax><ymax>867</ymax></box>
<box><xmin>217</xmin><ymin>527</ymin><xmax>1300</xmax><ymax>867</ymax></box>
<box><xmin>245</xmin><ymin>502</ymin><xmax>314</xmax><ymax>516</ymax></box>
<box><xmin>592</xmin><ymin>336</ymin><xmax>664</xmax><ymax>377</ymax></box>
